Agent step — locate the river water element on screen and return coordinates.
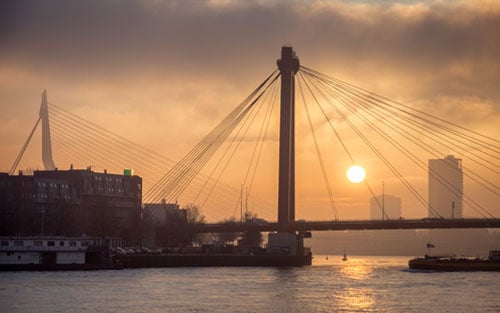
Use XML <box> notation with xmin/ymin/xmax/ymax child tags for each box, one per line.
<box><xmin>0</xmin><ymin>256</ymin><xmax>498</xmax><ymax>313</ymax></box>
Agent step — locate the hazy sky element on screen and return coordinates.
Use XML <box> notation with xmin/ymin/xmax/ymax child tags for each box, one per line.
<box><xmin>1</xmin><ymin>0</ymin><xmax>499</xmax><ymax>220</ymax></box>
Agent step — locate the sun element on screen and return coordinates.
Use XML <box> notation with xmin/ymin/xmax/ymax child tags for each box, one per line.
<box><xmin>346</xmin><ymin>165</ymin><xmax>366</xmax><ymax>183</ymax></box>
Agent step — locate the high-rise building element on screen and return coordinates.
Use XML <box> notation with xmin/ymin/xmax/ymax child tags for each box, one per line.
<box><xmin>428</xmin><ymin>155</ymin><xmax>463</xmax><ymax>218</ymax></box>
<box><xmin>370</xmin><ymin>194</ymin><xmax>402</xmax><ymax>220</ymax></box>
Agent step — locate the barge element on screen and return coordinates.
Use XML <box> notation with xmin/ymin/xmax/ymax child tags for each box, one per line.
<box><xmin>409</xmin><ymin>250</ymin><xmax>500</xmax><ymax>271</ymax></box>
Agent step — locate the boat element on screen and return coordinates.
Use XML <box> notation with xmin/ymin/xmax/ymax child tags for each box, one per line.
<box><xmin>342</xmin><ymin>251</ymin><xmax>348</xmax><ymax>261</ymax></box>
<box><xmin>409</xmin><ymin>250</ymin><xmax>500</xmax><ymax>271</ymax></box>
<box><xmin>0</xmin><ymin>236</ymin><xmax>122</xmax><ymax>271</ymax></box>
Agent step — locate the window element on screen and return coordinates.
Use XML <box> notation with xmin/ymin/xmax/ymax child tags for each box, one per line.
<box><xmin>59</xmin><ymin>241</ymin><xmax>65</xmax><ymax>246</ymax></box>
<box><xmin>0</xmin><ymin>240</ymin><xmax>9</xmax><ymax>246</ymax></box>
<box><xmin>69</xmin><ymin>241</ymin><xmax>76</xmax><ymax>247</ymax></box>
<box><xmin>47</xmin><ymin>241</ymin><xmax>55</xmax><ymax>247</ymax></box>
<box><xmin>34</xmin><ymin>241</ymin><xmax>43</xmax><ymax>246</ymax></box>
<box><xmin>81</xmin><ymin>241</ymin><xmax>90</xmax><ymax>247</ymax></box>
<box><xmin>13</xmin><ymin>240</ymin><xmax>23</xmax><ymax>246</ymax></box>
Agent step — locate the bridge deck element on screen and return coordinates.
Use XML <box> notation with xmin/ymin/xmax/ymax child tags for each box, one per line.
<box><xmin>193</xmin><ymin>218</ymin><xmax>500</xmax><ymax>233</ymax></box>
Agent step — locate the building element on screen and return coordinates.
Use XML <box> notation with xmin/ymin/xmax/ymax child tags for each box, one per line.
<box><xmin>370</xmin><ymin>194</ymin><xmax>402</xmax><ymax>220</ymax></box>
<box><xmin>143</xmin><ymin>201</ymin><xmax>186</xmax><ymax>225</ymax></box>
<box><xmin>0</xmin><ymin>168</ymin><xmax>142</xmax><ymax>244</ymax></box>
<box><xmin>142</xmin><ymin>201</ymin><xmax>188</xmax><ymax>248</ymax></box>
<box><xmin>428</xmin><ymin>155</ymin><xmax>463</xmax><ymax>218</ymax></box>
<box><xmin>0</xmin><ymin>172</ymin><xmax>78</xmax><ymax>236</ymax></box>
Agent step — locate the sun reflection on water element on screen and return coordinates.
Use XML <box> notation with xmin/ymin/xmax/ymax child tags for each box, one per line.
<box><xmin>339</xmin><ymin>258</ymin><xmax>373</xmax><ymax>280</ymax></box>
<box><xmin>337</xmin><ymin>287</ymin><xmax>376</xmax><ymax>311</ymax></box>
<box><xmin>336</xmin><ymin>258</ymin><xmax>376</xmax><ymax>311</ymax></box>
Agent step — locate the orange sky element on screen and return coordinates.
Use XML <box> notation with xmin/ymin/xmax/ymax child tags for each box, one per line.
<box><xmin>1</xmin><ymin>0</ymin><xmax>499</xmax><ymax>221</ymax></box>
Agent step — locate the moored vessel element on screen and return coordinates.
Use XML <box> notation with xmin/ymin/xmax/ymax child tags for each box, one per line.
<box><xmin>0</xmin><ymin>236</ymin><xmax>122</xmax><ymax>271</ymax></box>
<box><xmin>409</xmin><ymin>250</ymin><xmax>500</xmax><ymax>271</ymax></box>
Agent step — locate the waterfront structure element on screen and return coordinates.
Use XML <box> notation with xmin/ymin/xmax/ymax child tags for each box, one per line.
<box><xmin>0</xmin><ymin>172</ymin><xmax>78</xmax><ymax>236</ymax></box>
<box><xmin>428</xmin><ymin>155</ymin><xmax>463</xmax><ymax>218</ymax></box>
<box><xmin>144</xmin><ymin>201</ymin><xmax>186</xmax><ymax>225</ymax></box>
<box><xmin>370</xmin><ymin>195</ymin><xmax>402</xmax><ymax>220</ymax></box>
<box><xmin>142</xmin><ymin>201</ymin><xmax>187</xmax><ymax>248</ymax></box>
<box><xmin>0</xmin><ymin>168</ymin><xmax>142</xmax><ymax>243</ymax></box>
<box><xmin>0</xmin><ymin>236</ymin><xmax>120</xmax><ymax>270</ymax></box>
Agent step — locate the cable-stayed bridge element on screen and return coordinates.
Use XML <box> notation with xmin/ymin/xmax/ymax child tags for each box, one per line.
<box><xmin>10</xmin><ymin>47</ymin><xmax>500</xmax><ymax>234</ymax></box>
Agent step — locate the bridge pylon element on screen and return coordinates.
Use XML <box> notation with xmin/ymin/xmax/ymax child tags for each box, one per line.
<box><xmin>268</xmin><ymin>47</ymin><xmax>309</xmax><ymax>260</ymax></box>
<box><xmin>277</xmin><ymin>46</ymin><xmax>299</xmax><ymax>232</ymax></box>
<box><xmin>40</xmin><ymin>90</ymin><xmax>56</xmax><ymax>170</ymax></box>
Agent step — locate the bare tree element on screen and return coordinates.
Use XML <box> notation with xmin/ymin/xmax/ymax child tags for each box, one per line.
<box><xmin>185</xmin><ymin>204</ymin><xmax>205</xmax><ymax>224</ymax></box>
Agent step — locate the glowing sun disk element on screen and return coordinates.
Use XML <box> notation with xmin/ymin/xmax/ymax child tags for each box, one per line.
<box><xmin>346</xmin><ymin>165</ymin><xmax>366</xmax><ymax>183</ymax></box>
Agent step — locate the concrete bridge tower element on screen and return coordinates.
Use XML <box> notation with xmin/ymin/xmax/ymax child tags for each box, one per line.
<box><xmin>268</xmin><ymin>47</ymin><xmax>309</xmax><ymax>260</ymax></box>
<box><xmin>277</xmin><ymin>46</ymin><xmax>299</xmax><ymax>232</ymax></box>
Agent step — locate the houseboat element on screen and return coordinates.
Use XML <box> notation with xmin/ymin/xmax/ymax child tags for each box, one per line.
<box><xmin>0</xmin><ymin>236</ymin><xmax>122</xmax><ymax>270</ymax></box>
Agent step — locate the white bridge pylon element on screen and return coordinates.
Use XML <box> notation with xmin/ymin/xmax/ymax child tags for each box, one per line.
<box><xmin>9</xmin><ymin>90</ymin><xmax>55</xmax><ymax>175</ymax></box>
<box><xmin>40</xmin><ymin>90</ymin><xmax>56</xmax><ymax>171</ymax></box>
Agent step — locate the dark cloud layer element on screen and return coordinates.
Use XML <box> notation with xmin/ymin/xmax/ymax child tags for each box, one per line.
<box><xmin>2</xmin><ymin>0</ymin><xmax>500</xmax><ymax>94</ymax></box>
<box><xmin>2</xmin><ymin>0</ymin><xmax>499</xmax><ymax>143</ymax></box>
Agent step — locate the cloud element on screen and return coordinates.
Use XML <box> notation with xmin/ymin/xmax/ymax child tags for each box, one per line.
<box><xmin>2</xmin><ymin>1</ymin><xmax>499</xmax><ymax>108</ymax></box>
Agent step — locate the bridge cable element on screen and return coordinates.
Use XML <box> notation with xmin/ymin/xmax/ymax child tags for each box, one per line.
<box><xmin>147</xmin><ymin>73</ymin><xmax>280</xmax><ymax>206</ymax></box>
<box><xmin>298</xmin><ymin>71</ymin><xmax>500</xmax><ymax>179</ymax></box>
<box><xmin>143</xmin><ymin>71</ymin><xmax>280</xmax><ymax>220</ymax></box>
<box><xmin>9</xmin><ymin>117</ymin><xmax>41</xmax><ymax>175</ymax></box>
<box><xmin>301</xmin><ymin>69</ymin><xmax>496</xmax><ymax>217</ymax></box>
<box><xmin>47</xmin><ymin>95</ymin><xmax>277</xmax><ymax>222</ymax></box>
<box><xmin>304</xmin><ymin>71</ymin><xmax>485</xmax><ymax>217</ymax></box>
<box><xmin>301</xmin><ymin>70</ymin><xmax>441</xmax><ymax>217</ymax></box>
<box><xmin>297</xmin><ymin>74</ymin><xmax>340</xmax><ymax>221</ymax></box>
<box><xmin>194</xmin><ymin>76</ymin><xmax>278</xmax><ymax>217</ymax></box>
<box><xmin>298</xmin><ymin>72</ymin><xmax>390</xmax><ymax>220</ymax></box>
<box><xmin>301</xmin><ymin>66</ymin><xmax>500</xmax><ymax>152</ymax></box>
<box><xmin>301</xmin><ymin>68</ymin><xmax>495</xmax><ymax>218</ymax></box>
